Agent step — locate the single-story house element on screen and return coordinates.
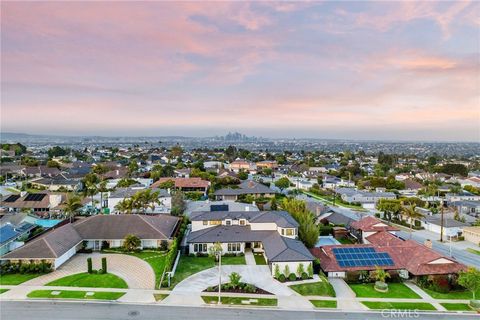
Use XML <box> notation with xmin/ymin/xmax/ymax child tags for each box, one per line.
<box><xmin>336</xmin><ymin>188</ymin><xmax>396</xmax><ymax>209</ymax></box>
<box><xmin>107</xmin><ymin>187</ymin><xmax>171</xmax><ymax>214</ymax></box>
<box><xmin>1</xmin><ymin>214</ymin><xmax>180</xmax><ymax>269</ymax></box>
<box><xmin>0</xmin><ymin>222</ymin><xmax>35</xmax><ymax>255</ymax></box>
<box><xmin>151</xmin><ymin>177</ymin><xmax>210</xmax><ymax>194</ymax></box>
<box><xmin>1</xmin><ymin>193</ymin><xmax>63</xmax><ymax>215</ymax></box>
<box><xmin>214</xmin><ymin>180</ymin><xmax>277</xmax><ymax>201</ymax></box>
<box><xmin>30</xmin><ymin>176</ymin><xmax>82</xmax><ymax>192</ymax></box>
<box><xmin>420</xmin><ymin>215</ymin><xmax>469</xmax><ymax>240</ymax></box>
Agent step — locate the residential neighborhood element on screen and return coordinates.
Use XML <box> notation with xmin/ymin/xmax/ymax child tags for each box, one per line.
<box><xmin>1</xmin><ymin>139</ymin><xmax>480</xmax><ymax>316</ymax></box>
<box><xmin>1</xmin><ymin>1</ymin><xmax>479</xmax><ymax>319</ymax></box>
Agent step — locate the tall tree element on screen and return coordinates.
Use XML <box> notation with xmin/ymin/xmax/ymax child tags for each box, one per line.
<box><xmin>401</xmin><ymin>203</ymin><xmax>423</xmax><ymax>239</ymax></box>
<box><xmin>64</xmin><ymin>194</ymin><xmax>83</xmax><ymax>222</ymax></box>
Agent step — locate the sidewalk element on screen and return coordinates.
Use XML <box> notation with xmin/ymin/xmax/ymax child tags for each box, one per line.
<box><xmin>403</xmin><ymin>281</ymin><xmax>446</xmax><ymax>311</ymax></box>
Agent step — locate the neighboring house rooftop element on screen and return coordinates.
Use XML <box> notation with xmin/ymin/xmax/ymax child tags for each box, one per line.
<box><xmin>214</xmin><ymin>180</ymin><xmax>276</xmax><ymax>196</ymax></box>
<box><xmin>151</xmin><ymin>177</ymin><xmax>210</xmax><ymax>189</ymax></box>
<box><xmin>189</xmin><ymin>210</ymin><xmax>299</xmax><ymax>228</ymax></box>
<box><xmin>2</xmin><ymin>214</ymin><xmax>180</xmax><ymax>260</ymax></box>
<box><xmin>350</xmin><ymin>216</ymin><xmax>399</xmax><ymax>232</ymax></box>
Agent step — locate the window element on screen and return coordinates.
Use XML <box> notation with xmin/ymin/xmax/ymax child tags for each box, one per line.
<box><xmin>286</xmin><ymin>229</ymin><xmax>295</xmax><ymax>236</ymax></box>
<box><xmin>203</xmin><ymin>221</ymin><xmax>208</xmax><ymax>225</ymax></box>
<box><xmin>225</xmin><ymin>219</ymin><xmax>232</xmax><ymax>226</ymax></box>
<box><xmin>209</xmin><ymin>220</ymin><xmax>221</xmax><ymax>225</ymax></box>
<box><xmin>281</xmin><ymin>229</ymin><xmax>285</xmax><ymax>235</ymax></box>
<box><xmin>239</xmin><ymin>219</ymin><xmax>246</xmax><ymax>226</ymax></box>
<box><xmin>193</xmin><ymin>243</ymin><xmax>207</xmax><ymax>253</ymax></box>
<box><xmin>228</xmin><ymin>243</ymin><xmax>241</xmax><ymax>252</ymax></box>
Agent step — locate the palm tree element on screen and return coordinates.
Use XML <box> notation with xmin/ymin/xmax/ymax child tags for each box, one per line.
<box><xmin>373</xmin><ymin>266</ymin><xmax>391</xmax><ymax>284</ymax></box>
<box><xmin>64</xmin><ymin>194</ymin><xmax>83</xmax><ymax>222</ymax></box>
<box><xmin>98</xmin><ymin>180</ymin><xmax>108</xmax><ymax>213</ymax></box>
<box><xmin>401</xmin><ymin>203</ymin><xmax>424</xmax><ymax>239</ymax></box>
<box><xmin>82</xmin><ymin>173</ymin><xmax>100</xmax><ymax>212</ymax></box>
<box><xmin>115</xmin><ymin>198</ymin><xmax>134</xmax><ymax>214</ymax></box>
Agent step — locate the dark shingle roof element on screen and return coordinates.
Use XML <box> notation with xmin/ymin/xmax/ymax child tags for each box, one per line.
<box><xmin>189</xmin><ymin>210</ymin><xmax>299</xmax><ymax>228</ymax></box>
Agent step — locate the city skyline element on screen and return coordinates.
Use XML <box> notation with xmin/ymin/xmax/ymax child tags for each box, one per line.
<box><xmin>1</xmin><ymin>1</ymin><xmax>479</xmax><ymax>141</ymax></box>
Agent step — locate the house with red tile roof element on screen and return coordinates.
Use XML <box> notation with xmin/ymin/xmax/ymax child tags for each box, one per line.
<box><xmin>311</xmin><ymin>218</ymin><xmax>466</xmax><ymax>279</ymax></box>
<box><xmin>349</xmin><ymin>216</ymin><xmax>399</xmax><ymax>243</ymax></box>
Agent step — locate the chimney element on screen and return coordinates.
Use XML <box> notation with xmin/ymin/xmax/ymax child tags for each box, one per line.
<box><xmin>424</xmin><ymin>239</ymin><xmax>432</xmax><ymax>249</ymax></box>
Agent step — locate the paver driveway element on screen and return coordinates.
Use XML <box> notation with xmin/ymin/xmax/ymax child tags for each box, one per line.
<box><xmin>172</xmin><ymin>265</ymin><xmax>296</xmax><ymax>296</ymax></box>
<box><xmin>20</xmin><ymin>253</ymin><xmax>155</xmax><ymax>289</ymax></box>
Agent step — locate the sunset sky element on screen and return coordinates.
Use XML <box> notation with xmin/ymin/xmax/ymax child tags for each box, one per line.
<box><xmin>1</xmin><ymin>1</ymin><xmax>479</xmax><ymax>141</ymax></box>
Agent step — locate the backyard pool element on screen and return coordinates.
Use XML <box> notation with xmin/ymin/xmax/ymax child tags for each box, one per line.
<box><xmin>316</xmin><ymin>235</ymin><xmax>341</xmax><ymax>247</ymax></box>
<box><xmin>24</xmin><ymin>216</ymin><xmax>63</xmax><ymax>228</ymax></box>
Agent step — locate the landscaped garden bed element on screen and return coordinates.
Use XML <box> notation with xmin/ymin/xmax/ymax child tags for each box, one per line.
<box><xmin>27</xmin><ymin>290</ymin><xmax>125</xmax><ymax>300</ymax></box>
<box><xmin>204</xmin><ymin>272</ymin><xmax>272</xmax><ymax>295</ymax></box>
<box><xmin>202</xmin><ymin>296</ymin><xmax>277</xmax><ymax>306</ymax></box>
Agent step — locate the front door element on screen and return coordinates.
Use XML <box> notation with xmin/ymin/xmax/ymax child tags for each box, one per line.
<box><xmin>245</xmin><ymin>242</ymin><xmax>251</xmax><ymax>249</ymax></box>
<box><xmin>94</xmin><ymin>240</ymin><xmax>101</xmax><ymax>251</ymax></box>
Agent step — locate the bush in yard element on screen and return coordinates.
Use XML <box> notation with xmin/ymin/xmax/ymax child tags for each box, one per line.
<box><xmin>87</xmin><ymin>257</ymin><xmax>93</xmax><ymax>274</ymax></box>
<box><xmin>278</xmin><ymin>274</ymin><xmax>286</xmax><ymax>282</ymax></box>
<box><xmin>98</xmin><ymin>268</ymin><xmax>105</xmax><ymax>274</ymax></box>
<box><xmin>430</xmin><ymin>275</ymin><xmax>450</xmax><ymax>293</ymax></box>
<box><xmin>123</xmin><ymin>234</ymin><xmax>141</xmax><ymax>252</ymax></box>
<box><xmin>283</xmin><ymin>265</ymin><xmax>290</xmax><ymax>277</ymax></box>
<box><xmin>296</xmin><ymin>263</ymin><xmax>305</xmax><ymax>277</ymax></box>
<box><xmin>274</xmin><ymin>264</ymin><xmax>281</xmax><ymax>279</ymax></box>
<box><xmin>102</xmin><ymin>257</ymin><xmax>107</xmax><ymax>273</ymax></box>
<box><xmin>229</xmin><ymin>272</ymin><xmax>242</xmax><ymax>289</ymax></box>
<box><xmin>301</xmin><ymin>272</ymin><xmax>309</xmax><ymax>280</ymax></box>
<box><xmin>244</xmin><ymin>284</ymin><xmax>256</xmax><ymax>293</ymax></box>
<box><xmin>289</xmin><ymin>273</ymin><xmax>297</xmax><ymax>281</ymax></box>
<box><xmin>160</xmin><ymin>240</ymin><xmax>169</xmax><ymax>251</ymax></box>
<box><xmin>307</xmin><ymin>263</ymin><xmax>313</xmax><ymax>278</ymax></box>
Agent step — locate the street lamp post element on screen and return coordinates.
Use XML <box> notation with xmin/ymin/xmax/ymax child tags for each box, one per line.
<box><xmin>218</xmin><ymin>251</ymin><xmax>222</xmax><ymax>304</ymax></box>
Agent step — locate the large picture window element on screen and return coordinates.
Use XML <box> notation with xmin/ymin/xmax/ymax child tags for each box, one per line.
<box><xmin>193</xmin><ymin>243</ymin><xmax>208</xmax><ymax>253</ymax></box>
<box><xmin>286</xmin><ymin>229</ymin><xmax>295</xmax><ymax>236</ymax></box>
<box><xmin>227</xmin><ymin>243</ymin><xmax>241</xmax><ymax>252</ymax></box>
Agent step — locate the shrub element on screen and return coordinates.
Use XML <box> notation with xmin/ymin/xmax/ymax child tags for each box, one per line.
<box><xmin>87</xmin><ymin>257</ymin><xmax>93</xmax><ymax>274</ymax></box>
<box><xmin>101</xmin><ymin>241</ymin><xmax>110</xmax><ymax>249</ymax></box>
<box><xmin>123</xmin><ymin>234</ymin><xmax>141</xmax><ymax>252</ymax></box>
<box><xmin>160</xmin><ymin>240</ymin><xmax>169</xmax><ymax>251</ymax></box>
<box><xmin>278</xmin><ymin>274</ymin><xmax>286</xmax><ymax>282</ymax></box>
<box><xmin>102</xmin><ymin>257</ymin><xmax>107</xmax><ymax>273</ymax></box>
<box><xmin>283</xmin><ymin>265</ymin><xmax>290</xmax><ymax>277</ymax></box>
<box><xmin>289</xmin><ymin>273</ymin><xmax>297</xmax><ymax>281</ymax></box>
<box><xmin>274</xmin><ymin>264</ymin><xmax>281</xmax><ymax>279</ymax></box>
<box><xmin>98</xmin><ymin>268</ymin><xmax>105</xmax><ymax>274</ymax></box>
<box><xmin>296</xmin><ymin>263</ymin><xmax>305</xmax><ymax>277</ymax></box>
<box><xmin>301</xmin><ymin>272</ymin><xmax>309</xmax><ymax>280</ymax></box>
<box><xmin>307</xmin><ymin>263</ymin><xmax>313</xmax><ymax>278</ymax></box>
<box><xmin>244</xmin><ymin>284</ymin><xmax>256</xmax><ymax>293</ymax></box>
<box><xmin>229</xmin><ymin>272</ymin><xmax>242</xmax><ymax>289</ymax></box>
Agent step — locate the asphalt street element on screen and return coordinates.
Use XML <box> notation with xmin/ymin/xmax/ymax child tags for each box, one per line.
<box><xmin>1</xmin><ymin>301</ymin><xmax>478</xmax><ymax>320</ymax></box>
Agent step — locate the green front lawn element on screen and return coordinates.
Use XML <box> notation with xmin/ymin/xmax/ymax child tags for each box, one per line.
<box><xmin>0</xmin><ymin>273</ymin><xmax>43</xmax><ymax>285</ymax></box>
<box><xmin>441</xmin><ymin>303</ymin><xmax>474</xmax><ymax>311</ymax></box>
<box><xmin>466</xmin><ymin>248</ymin><xmax>480</xmax><ymax>256</ymax></box>
<box><xmin>310</xmin><ymin>300</ymin><xmax>337</xmax><ymax>308</ymax></box>
<box><xmin>103</xmin><ymin>249</ymin><xmax>167</xmax><ymax>288</ymax></box>
<box><xmin>202</xmin><ymin>296</ymin><xmax>277</xmax><ymax>306</ymax></box>
<box><xmin>422</xmin><ymin>287</ymin><xmax>479</xmax><ymax>300</ymax></box>
<box><xmin>222</xmin><ymin>255</ymin><xmax>246</xmax><ymax>265</ymax></box>
<box><xmin>361</xmin><ymin>301</ymin><xmax>436</xmax><ymax>310</ymax></box>
<box><xmin>27</xmin><ymin>290</ymin><xmax>125</xmax><ymax>300</ymax></box>
<box><xmin>289</xmin><ymin>280</ymin><xmax>336</xmax><ymax>297</ymax></box>
<box><xmin>254</xmin><ymin>254</ymin><xmax>267</xmax><ymax>265</ymax></box>
<box><xmin>349</xmin><ymin>283</ymin><xmax>420</xmax><ymax>299</ymax></box>
<box><xmin>169</xmin><ymin>255</ymin><xmax>244</xmax><ymax>288</ymax></box>
<box><xmin>45</xmin><ymin>272</ymin><xmax>128</xmax><ymax>289</ymax></box>
<box><xmin>0</xmin><ymin>289</ymin><xmax>9</xmax><ymax>294</ymax></box>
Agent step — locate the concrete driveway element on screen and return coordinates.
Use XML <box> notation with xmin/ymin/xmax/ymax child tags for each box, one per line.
<box><xmin>20</xmin><ymin>253</ymin><xmax>155</xmax><ymax>289</ymax></box>
<box><xmin>172</xmin><ymin>265</ymin><xmax>296</xmax><ymax>296</ymax></box>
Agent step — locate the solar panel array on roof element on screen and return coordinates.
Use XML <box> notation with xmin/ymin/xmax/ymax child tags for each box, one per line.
<box><xmin>210</xmin><ymin>204</ymin><xmax>229</xmax><ymax>212</ymax></box>
<box><xmin>332</xmin><ymin>247</ymin><xmax>394</xmax><ymax>268</ymax></box>
<box><xmin>4</xmin><ymin>194</ymin><xmax>20</xmax><ymax>202</ymax></box>
<box><xmin>24</xmin><ymin>193</ymin><xmax>47</xmax><ymax>202</ymax></box>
